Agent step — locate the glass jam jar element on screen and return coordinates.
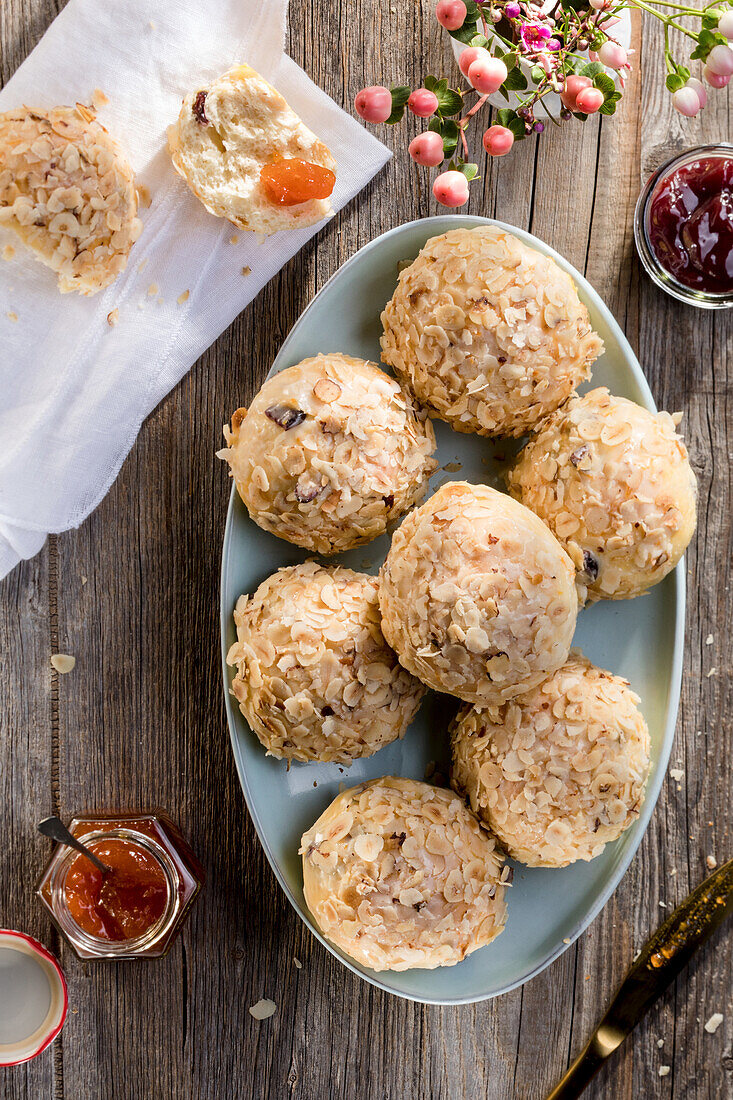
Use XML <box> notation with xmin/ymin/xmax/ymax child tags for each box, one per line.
<box><xmin>36</xmin><ymin>813</ymin><xmax>204</xmax><ymax>960</ymax></box>
<box><xmin>634</xmin><ymin>143</ymin><xmax>733</xmax><ymax>309</ymax></box>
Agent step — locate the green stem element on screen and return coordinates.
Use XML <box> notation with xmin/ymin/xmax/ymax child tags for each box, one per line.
<box><xmin>628</xmin><ymin>0</ymin><xmax>700</xmax><ymax>40</ymax></box>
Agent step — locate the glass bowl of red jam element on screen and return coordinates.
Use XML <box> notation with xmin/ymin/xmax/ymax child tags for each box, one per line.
<box><xmin>36</xmin><ymin>813</ymin><xmax>204</xmax><ymax>960</ymax></box>
<box><xmin>634</xmin><ymin>144</ymin><xmax>733</xmax><ymax>309</ymax></box>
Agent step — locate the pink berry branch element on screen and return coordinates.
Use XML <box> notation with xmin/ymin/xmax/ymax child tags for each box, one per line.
<box><xmin>354</xmin><ymin>0</ymin><xmax>733</xmax><ymax>206</ymax></box>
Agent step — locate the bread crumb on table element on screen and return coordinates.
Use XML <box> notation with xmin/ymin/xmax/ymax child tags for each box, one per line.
<box><xmin>705</xmin><ymin>633</ymin><xmax>713</xmax><ymax>645</ymax></box>
<box><xmin>230</xmin><ymin>234</ymin><xmax>239</xmax><ymax>245</ymax></box>
<box><xmin>242</xmin><ymin>266</ymin><xmax>251</xmax><ymax>276</ymax></box>
<box><xmin>137</xmin><ymin>183</ymin><xmax>152</xmax><ymax>208</ymax></box>
<box><xmin>51</xmin><ymin>653</ymin><xmax>76</xmax><ymax>674</ymax></box>
<box><xmin>91</xmin><ymin>88</ymin><xmax>109</xmax><ymax>109</ymax></box>
<box><xmin>249</xmin><ymin>999</ymin><xmax>276</xmax><ymax>1021</ymax></box>
<box><xmin>658</xmin><ymin>1066</ymin><xmax>670</xmax><ymax>1077</ymax></box>
<box><xmin>107</xmin><ymin>308</ymin><xmax>119</xmax><ymax>327</ymax></box>
<box><xmin>2</xmin><ymin>244</ymin><xmax>15</xmax><ymax>261</ymax></box>
<box><xmin>704</xmin><ymin>1013</ymin><xmax>723</xmax><ymax>1034</ymax></box>
<box><xmin>177</xmin><ymin>290</ymin><xmax>190</xmax><ymax>305</ymax></box>
<box><xmin>706</xmin><ymin>854</ymin><xmax>717</xmax><ymax>870</ymax></box>
<box><xmin>293</xmin><ymin>957</ymin><xmax>302</xmax><ymax>970</ymax></box>
<box><xmin>7</xmin><ymin>311</ymin><xmax>18</xmax><ymax>322</ymax></box>
<box><xmin>147</xmin><ymin>282</ymin><xmax>159</xmax><ymax>296</ymax></box>
<box><xmin>669</xmin><ymin>768</ymin><xmax>684</xmax><ymax>782</ymax></box>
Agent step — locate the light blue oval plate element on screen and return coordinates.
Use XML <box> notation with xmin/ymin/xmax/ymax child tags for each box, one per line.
<box><xmin>220</xmin><ymin>215</ymin><xmax>684</xmax><ymax>1005</ymax></box>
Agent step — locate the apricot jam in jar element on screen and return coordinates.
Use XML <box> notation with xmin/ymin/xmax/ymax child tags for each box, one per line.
<box><xmin>36</xmin><ymin>814</ymin><xmax>204</xmax><ymax>960</ymax></box>
<box><xmin>634</xmin><ymin>144</ymin><xmax>733</xmax><ymax>309</ymax></box>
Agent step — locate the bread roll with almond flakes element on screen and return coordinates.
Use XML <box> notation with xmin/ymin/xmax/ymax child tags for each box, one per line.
<box><xmin>167</xmin><ymin>64</ymin><xmax>336</xmax><ymax>235</ymax></box>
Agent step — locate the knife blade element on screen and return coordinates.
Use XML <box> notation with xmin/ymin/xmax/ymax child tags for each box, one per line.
<box><xmin>547</xmin><ymin>858</ymin><xmax>733</xmax><ymax>1099</ymax></box>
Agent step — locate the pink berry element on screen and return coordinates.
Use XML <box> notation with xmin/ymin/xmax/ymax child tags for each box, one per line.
<box><xmin>686</xmin><ymin>77</ymin><xmax>708</xmax><ymax>109</ymax></box>
<box><xmin>482</xmin><ymin>124</ymin><xmax>514</xmax><ymax>156</ymax></box>
<box><xmin>560</xmin><ymin>74</ymin><xmax>592</xmax><ymax>111</ymax></box>
<box><xmin>703</xmin><ymin>65</ymin><xmax>730</xmax><ymax>88</ymax></box>
<box><xmin>436</xmin><ymin>0</ymin><xmax>467</xmax><ymax>30</ymax></box>
<box><xmin>598</xmin><ymin>41</ymin><xmax>627</xmax><ymax>69</ymax></box>
<box><xmin>706</xmin><ymin>43</ymin><xmax>733</xmax><ymax>76</ymax></box>
<box><xmin>408</xmin><ymin>89</ymin><xmax>440</xmax><ymax>118</ymax></box>
<box><xmin>672</xmin><ymin>86</ymin><xmax>701</xmax><ymax>117</ymax></box>
<box><xmin>354</xmin><ymin>85</ymin><xmax>393</xmax><ymax>123</ymax></box>
<box><xmin>589</xmin><ymin>0</ymin><xmax>609</xmax><ymax>9</ymax></box>
<box><xmin>575</xmin><ymin>86</ymin><xmax>604</xmax><ymax>113</ymax></box>
<box><xmin>409</xmin><ymin>131</ymin><xmax>445</xmax><ymax>167</ymax></box>
<box><xmin>432</xmin><ymin>170</ymin><xmax>470</xmax><ymax>207</ymax></box>
<box><xmin>719</xmin><ymin>11</ymin><xmax>733</xmax><ymax>38</ymax></box>
<box><xmin>458</xmin><ymin>46</ymin><xmax>489</xmax><ymax>78</ymax></box>
<box><xmin>467</xmin><ymin>55</ymin><xmax>508</xmax><ymax>95</ymax></box>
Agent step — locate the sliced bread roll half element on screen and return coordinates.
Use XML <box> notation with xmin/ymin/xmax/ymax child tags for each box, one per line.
<box><xmin>167</xmin><ymin>64</ymin><xmax>336</xmax><ymax>235</ymax></box>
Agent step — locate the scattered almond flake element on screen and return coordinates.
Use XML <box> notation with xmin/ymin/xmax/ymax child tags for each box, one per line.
<box><xmin>81</xmin><ymin>575</ymin><xmax>88</xmax><ymax>586</ymax></box>
<box><xmin>147</xmin><ymin>282</ymin><xmax>159</xmax><ymax>297</ymax></box>
<box><xmin>177</xmin><ymin>290</ymin><xmax>190</xmax><ymax>305</ymax></box>
<box><xmin>2</xmin><ymin>244</ymin><xmax>15</xmax><ymax>261</ymax></box>
<box><xmin>658</xmin><ymin>1066</ymin><xmax>670</xmax><ymax>1077</ymax></box>
<box><xmin>670</xmin><ymin>867</ymin><xmax>677</xmax><ymax>876</ymax></box>
<box><xmin>230</xmin><ymin>234</ymin><xmax>239</xmax><ymax>244</ymax></box>
<box><xmin>91</xmin><ymin>88</ymin><xmax>109</xmax><ymax>109</ymax></box>
<box><xmin>138</xmin><ymin>258</ymin><xmax>148</xmax><ymax>273</ymax></box>
<box><xmin>137</xmin><ymin>183</ymin><xmax>152</xmax><ymax>208</ymax></box>
<box><xmin>241</xmin><ymin>266</ymin><xmax>251</xmax><ymax>276</ymax></box>
<box><xmin>659</xmin><ymin>901</ymin><xmax>667</xmax><ymax>908</ymax></box>
<box><xmin>293</xmin><ymin>957</ymin><xmax>302</xmax><ymax>969</ymax></box>
<box><xmin>107</xmin><ymin>308</ymin><xmax>119</xmax><ymax>327</ymax></box>
<box><xmin>249</xmin><ymin>998</ymin><xmax>276</xmax><ymax>1021</ymax></box>
<box><xmin>706</xmin><ymin>854</ymin><xmax>717</xmax><ymax>869</ymax></box>
<box><xmin>563</xmin><ymin>937</ymin><xmax>571</xmax><ymax>944</ymax></box>
<box><xmin>7</xmin><ymin>311</ymin><xmax>18</xmax><ymax>323</ymax></box>
<box><xmin>657</xmin><ymin>1039</ymin><xmax>664</xmax><ymax>1047</ymax></box>
<box><xmin>704</xmin><ymin>1013</ymin><xmax>723</xmax><ymax>1034</ymax></box>
<box><xmin>51</xmin><ymin>653</ymin><xmax>76</xmax><ymax>674</ymax></box>
<box><xmin>669</xmin><ymin>768</ymin><xmax>684</xmax><ymax>782</ymax></box>
<box><xmin>705</xmin><ymin>634</ymin><xmax>713</xmax><ymax>645</ymax></box>
<box><xmin>706</xmin><ymin>667</ymin><xmax>718</xmax><ymax>678</ymax></box>
<box><xmin>75</xmin><ymin>101</ymin><xmax>95</xmax><ymax>123</ymax></box>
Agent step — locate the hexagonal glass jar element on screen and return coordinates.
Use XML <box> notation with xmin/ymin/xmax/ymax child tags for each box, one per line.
<box><xmin>36</xmin><ymin>813</ymin><xmax>204</xmax><ymax>960</ymax></box>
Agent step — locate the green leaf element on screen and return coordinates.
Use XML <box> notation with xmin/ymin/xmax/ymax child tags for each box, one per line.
<box><xmin>471</xmin><ymin>33</ymin><xmax>489</xmax><ymax>47</ymax></box>
<box><xmin>691</xmin><ymin>27</ymin><xmax>727</xmax><ymax>61</ymax></box>
<box><xmin>593</xmin><ymin>72</ymin><xmax>617</xmax><ymax>97</ymax></box>
<box><xmin>531</xmin><ymin>64</ymin><xmax>545</xmax><ymax>84</ymax></box>
<box><xmin>424</xmin><ymin>75</ymin><xmax>439</xmax><ymax>92</ymax></box>
<box><xmin>385</xmin><ymin>85</ymin><xmax>410</xmax><ymax>125</ymax></box>
<box><xmin>437</xmin><ymin>86</ymin><xmax>464</xmax><ymax>116</ymax></box>
<box><xmin>457</xmin><ymin>161</ymin><xmax>480</xmax><ymax>181</ymax></box>
<box><xmin>702</xmin><ymin>8</ymin><xmax>724</xmax><ymax>29</ymax></box>
<box><xmin>504</xmin><ymin>67</ymin><xmax>528</xmax><ymax>92</ymax></box>
<box><xmin>498</xmin><ymin>50</ymin><xmax>518</xmax><ymax>73</ymax></box>
<box><xmin>496</xmin><ymin>107</ymin><xmax>515</xmax><ymax>126</ymax></box>
<box><xmin>598</xmin><ymin>98</ymin><xmax>617</xmax><ymax>115</ymax></box>
<box><xmin>580</xmin><ymin>61</ymin><xmax>604</xmax><ymax>78</ymax></box>
<box><xmin>507</xmin><ymin>116</ymin><xmax>527</xmax><ymax>139</ymax></box>
<box><xmin>666</xmin><ymin>72</ymin><xmax>685</xmax><ymax>93</ymax></box>
<box><xmin>429</xmin><ymin>116</ymin><xmax>460</xmax><ymax>158</ymax></box>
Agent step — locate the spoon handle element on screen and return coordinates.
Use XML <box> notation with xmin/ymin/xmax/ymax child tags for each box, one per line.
<box><xmin>37</xmin><ymin>816</ymin><xmax>110</xmax><ymax>873</ymax></box>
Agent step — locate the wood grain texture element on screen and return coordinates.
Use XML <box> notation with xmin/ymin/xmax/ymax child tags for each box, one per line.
<box><xmin>1</xmin><ymin>1</ymin><xmax>731</xmax><ymax>1098</ymax></box>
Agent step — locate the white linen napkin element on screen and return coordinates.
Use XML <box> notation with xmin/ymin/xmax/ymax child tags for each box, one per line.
<box><xmin>0</xmin><ymin>0</ymin><xmax>390</xmax><ymax>580</ymax></box>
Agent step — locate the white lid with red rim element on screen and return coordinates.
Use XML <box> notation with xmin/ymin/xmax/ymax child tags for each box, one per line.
<box><xmin>0</xmin><ymin>930</ymin><xmax>68</xmax><ymax>1066</ymax></box>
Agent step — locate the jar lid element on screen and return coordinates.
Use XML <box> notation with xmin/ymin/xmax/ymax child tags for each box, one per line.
<box><xmin>0</xmin><ymin>930</ymin><xmax>68</xmax><ymax>1065</ymax></box>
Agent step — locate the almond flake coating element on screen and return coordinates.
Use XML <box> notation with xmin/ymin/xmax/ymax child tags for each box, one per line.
<box><xmin>451</xmin><ymin>653</ymin><xmax>651</xmax><ymax>867</ymax></box>
<box><xmin>300</xmin><ymin>777</ymin><xmax>507</xmax><ymax>971</ymax></box>
<box><xmin>227</xmin><ymin>563</ymin><xmax>425</xmax><ymax>764</ymax></box>
<box><xmin>378</xmin><ymin>482</ymin><xmax>578</xmax><ymax>705</ymax></box>
<box><xmin>0</xmin><ymin>106</ymin><xmax>142</xmax><ymax>295</ymax></box>
<box><xmin>507</xmin><ymin>388</ymin><xmax>697</xmax><ymax>603</ymax></box>
<box><xmin>380</xmin><ymin>226</ymin><xmax>603</xmax><ymax>437</ymax></box>
<box><xmin>219</xmin><ymin>354</ymin><xmax>437</xmax><ymax>555</ymax></box>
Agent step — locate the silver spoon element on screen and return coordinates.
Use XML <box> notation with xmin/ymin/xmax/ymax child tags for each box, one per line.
<box><xmin>37</xmin><ymin>815</ymin><xmax>111</xmax><ymax>874</ymax></box>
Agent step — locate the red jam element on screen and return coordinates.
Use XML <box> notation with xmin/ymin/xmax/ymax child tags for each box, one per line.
<box><xmin>260</xmin><ymin>159</ymin><xmax>336</xmax><ymax>206</ymax></box>
<box><xmin>64</xmin><ymin>838</ymin><xmax>168</xmax><ymax>941</ymax></box>
<box><xmin>647</xmin><ymin>153</ymin><xmax>733</xmax><ymax>293</ymax></box>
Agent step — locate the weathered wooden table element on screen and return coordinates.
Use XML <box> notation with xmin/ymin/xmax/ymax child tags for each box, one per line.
<box><xmin>1</xmin><ymin>1</ymin><xmax>731</xmax><ymax>1097</ymax></box>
